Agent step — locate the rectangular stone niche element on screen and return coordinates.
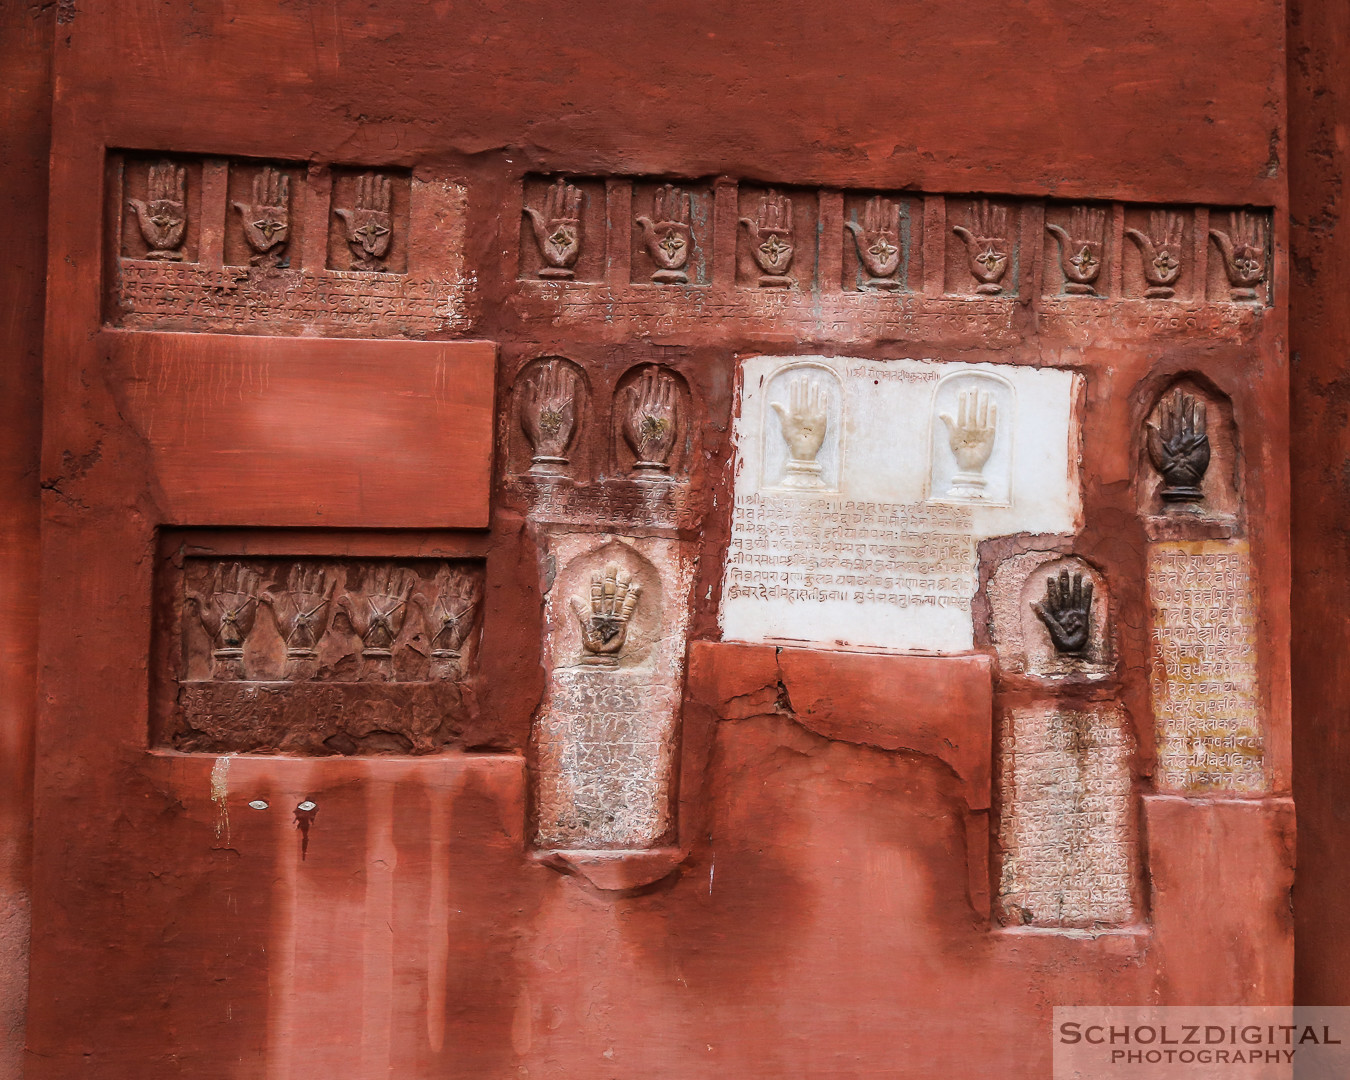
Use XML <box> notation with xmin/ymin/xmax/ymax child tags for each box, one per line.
<box><xmin>154</xmin><ymin>556</ymin><xmax>484</xmax><ymax>755</ymax></box>
<box><xmin>720</xmin><ymin>354</ymin><xmax>1082</xmax><ymax>653</ymax></box>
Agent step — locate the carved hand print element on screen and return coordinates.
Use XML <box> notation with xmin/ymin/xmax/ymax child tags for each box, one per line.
<box><xmin>635</xmin><ymin>184</ymin><xmax>693</xmax><ymax>284</ymax></box>
<box><xmin>1146</xmin><ymin>391</ymin><xmax>1210</xmax><ymax>503</ymax></box>
<box><xmin>1125</xmin><ymin>211</ymin><xmax>1185</xmax><ymax>298</ymax></box>
<box><xmin>233</xmin><ymin>167</ymin><xmax>291</xmax><ymax>267</ymax></box>
<box><xmin>740</xmin><ymin>190</ymin><xmax>795</xmax><ymax>286</ymax></box>
<box><xmin>1046</xmin><ymin>206</ymin><xmax>1106</xmax><ymax>295</ymax></box>
<box><xmin>845</xmin><ymin>195</ymin><xmax>902</xmax><ymax>287</ymax></box>
<box><xmin>128</xmin><ymin>160</ymin><xmax>188</xmax><ymax>260</ymax></box>
<box><xmin>621</xmin><ymin>368</ymin><xmax>680</xmax><ymax>472</ymax></box>
<box><xmin>1032</xmin><ymin>569</ymin><xmax>1094</xmax><ymax>656</ymax></box>
<box><xmin>523</xmin><ymin>178</ymin><xmax>583</xmax><ymax>279</ymax></box>
<box><xmin>334</xmin><ymin>173</ymin><xmax>393</xmax><ymax>271</ymax></box>
<box><xmin>521</xmin><ymin>361</ymin><xmax>579</xmax><ymax>472</ymax></box>
<box><xmin>414</xmin><ymin>565</ymin><xmax>481</xmax><ymax>662</ymax></box>
<box><xmin>770</xmin><ymin>375</ymin><xmax>828</xmax><ymax>489</ymax></box>
<box><xmin>571</xmin><ymin>564</ymin><xmax>641</xmax><ymax>665</ymax></box>
<box><xmin>952</xmin><ymin>200</ymin><xmax>1010</xmax><ymax>294</ymax></box>
<box><xmin>188</xmin><ymin>562</ymin><xmax>261</xmax><ymax>677</ymax></box>
<box><xmin>262</xmin><ymin>565</ymin><xmax>335</xmax><ymax>662</ymax></box>
<box><xmin>341</xmin><ymin>566</ymin><xmax>416</xmax><ymax>658</ymax></box>
<box><xmin>1210</xmin><ymin>211</ymin><xmax>1267</xmax><ymax>300</ymax></box>
<box><xmin>940</xmin><ymin>388</ymin><xmax>998</xmax><ymax>496</ymax></box>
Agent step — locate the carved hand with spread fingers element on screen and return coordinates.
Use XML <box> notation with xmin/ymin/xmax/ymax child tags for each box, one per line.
<box><xmin>335</xmin><ymin>173</ymin><xmax>393</xmax><ymax>271</ymax></box>
<box><xmin>262</xmin><ymin>565</ymin><xmax>335</xmax><ymax>660</ymax></box>
<box><xmin>635</xmin><ymin>184</ymin><xmax>693</xmax><ymax>284</ymax></box>
<box><xmin>189</xmin><ymin>563</ymin><xmax>262</xmax><ymax>674</ymax></box>
<box><xmin>233</xmin><ymin>167</ymin><xmax>291</xmax><ymax>266</ymax></box>
<box><xmin>128</xmin><ymin>160</ymin><xmax>188</xmax><ymax>260</ymax></box>
<box><xmin>1046</xmin><ymin>206</ymin><xmax>1106</xmax><ymax>294</ymax></box>
<box><xmin>1033</xmin><ymin>569</ymin><xmax>1094</xmax><ymax>656</ymax></box>
<box><xmin>952</xmin><ymin>200</ymin><xmax>1010</xmax><ymax>294</ymax></box>
<box><xmin>845</xmin><ymin>195</ymin><xmax>902</xmax><ymax>286</ymax></box>
<box><xmin>1209</xmin><ymin>211</ymin><xmax>1267</xmax><ymax>299</ymax></box>
<box><xmin>572</xmin><ymin>564</ymin><xmax>642</xmax><ymax>663</ymax></box>
<box><xmin>940</xmin><ymin>388</ymin><xmax>998</xmax><ymax>495</ymax></box>
<box><xmin>1125</xmin><ymin>211</ymin><xmax>1185</xmax><ymax>297</ymax></box>
<box><xmin>341</xmin><ymin>566</ymin><xmax>416</xmax><ymax>658</ymax></box>
<box><xmin>621</xmin><ymin>368</ymin><xmax>679</xmax><ymax>471</ymax></box>
<box><xmin>770</xmin><ymin>376</ymin><xmax>828</xmax><ymax>488</ymax></box>
<box><xmin>1146</xmin><ymin>390</ymin><xmax>1210</xmax><ymax>503</ymax></box>
<box><xmin>414</xmin><ymin>565</ymin><xmax>481</xmax><ymax>660</ymax></box>
<box><xmin>521</xmin><ymin>360</ymin><xmax>579</xmax><ymax>470</ymax></box>
<box><xmin>740</xmin><ymin>190</ymin><xmax>795</xmax><ymax>285</ymax></box>
<box><xmin>523</xmin><ymin>178</ymin><xmax>583</xmax><ymax>278</ymax></box>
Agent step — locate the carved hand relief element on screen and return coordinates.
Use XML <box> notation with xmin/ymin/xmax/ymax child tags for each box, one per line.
<box><xmin>1045</xmin><ymin>206</ymin><xmax>1106</xmax><ymax>295</ymax></box>
<box><xmin>846</xmin><ymin>195</ymin><xmax>902</xmax><ymax>289</ymax></box>
<box><xmin>989</xmin><ymin>554</ymin><xmax>1112</xmax><ymax>676</ymax></box>
<box><xmin>952</xmin><ymin>199</ymin><xmax>1010</xmax><ymax>294</ymax></box>
<box><xmin>519</xmin><ymin>359</ymin><xmax>581</xmax><ymax>473</ymax></box>
<box><xmin>1031</xmin><ymin>569</ymin><xmax>1094</xmax><ymax>656</ymax></box>
<box><xmin>127</xmin><ymin>159</ymin><xmax>188</xmax><ymax>260</ymax></box>
<box><xmin>232</xmin><ymin>166</ymin><xmax>291</xmax><ymax>267</ymax></box>
<box><xmin>160</xmin><ymin>558</ymin><xmax>485</xmax><ymax>756</ymax></box>
<box><xmin>1209</xmin><ymin>210</ymin><xmax>1268</xmax><ymax>301</ymax></box>
<box><xmin>635</xmin><ymin>184</ymin><xmax>693</xmax><ymax>284</ymax></box>
<box><xmin>1125</xmin><ymin>210</ymin><xmax>1186</xmax><ymax>298</ymax></box>
<box><xmin>523</xmin><ymin>177</ymin><xmax>584</xmax><ymax>279</ymax></box>
<box><xmin>725</xmin><ymin>355</ymin><xmax>1079</xmax><ymax>653</ymax></box>
<box><xmin>739</xmin><ymin>189</ymin><xmax>796</xmax><ymax>287</ymax></box>
<box><xmin>334</xmin><ymin>172</ymin><xmax>394</xmax><ymax>272</ymax></box>
<box><xmin>571</xmin><ymin>564</ymin><xmax>641</xmax><ymax>665</ymax></box>
<box><xmin>619</xmin><ymin>366</ymin><xmax>680</xmax><ymax>473</ymax></box>
<box><xmin>1146</xmin><ymin>389</ymin><xmax>1211</xmax><ymax>504</ymax></box>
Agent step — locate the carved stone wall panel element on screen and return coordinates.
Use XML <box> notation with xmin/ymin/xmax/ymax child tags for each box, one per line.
<box><xmin>997</xmin><ymin>704</ymin><xmax>1135</xmax><ymax>928</ymax></box>
<box><xmin>1041</xmin><ymin>202</ymin><xmax>1114</xmax><ymax>298</ymax></box>
<box><xmin>735</xmin><ymin>186</ymin><xmax>817</xmax><ymax>290</ymax></box>
<box><xmin>1147</xmin><ymin>539</ymin><xmax>1265</xmax><ymax>792</ymax></box>
<box><xmin>326</xmin><ymin>168</ymin><xmax>411</xmax><ymax>274</ymax></box>
<box><xmin>224</xmin><ymin>159</ymin><xmax>304</xmax><ymax>270</ymax></box>
<box><xmin>1207</xmin><ymin>207</ymin><xmax>1271</xmax><ymax>304</ymax></box>
<box><xmin>944</xmin><ymin>197</ymin><xmax>1022</xmax><ymax>297</ymax></box>
<box><xmin>154</xmin><ymin>556</ymin><xmax>485</xmax><ymax>755</ymax></box>
<box><xmin>721</xmin><ymin>354</ymin><xmax>1081</xmax><ymax>653</ymax></box>
<box><xmin>1137</xmin><ymin>376</ymin><xmax>1242</xmax><ymax>530</ymax></box>
<box><xmin>610</xmin><ymin>363</ymin><xmax>693</xmax><ymax>478</ymax></box>
<box><xmin>988</xmin><ymin>552</ymin><xmax>1113</xmax><ymax>678</ymax></box>
<box><xmin>841</xmin><ymin>192</ymin><xmax>921</xmax><ymax>293</ymax></box>
<box><xmin>118</xmin><ymin>154</ymin><xmax>203</xmax><ymax>264</ymax></box>
<box><xmin>532</xmin><ymin>533</ymin><xmax>694</xmax><ymax>850</ymax></box>
<box><xmin>510</xmin><ymin>355</ymin><xmax>593</xmax><ymax>480</ymax></box>
<box><xmin>629</xmin><ymin>180</ymin><xmax>714</xmax><ymax>286</ymax></box>
<box><xmin>518</xmin><ymin>175</ymin><xmax>606</xmax><ymax>283</ymax></box>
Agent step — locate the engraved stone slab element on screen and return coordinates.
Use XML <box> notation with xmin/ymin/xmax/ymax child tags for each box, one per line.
<box><xmin>998</xmin><ymin>705</ymin><xmax>1134</xmax><ymax>928</ymax></box>
<box><xmin>722</xmin><ymin>355</ymin><xmax>1082</xmax><ymax>653</ymax></box>
<box><xmin>1148</xmin><ymin>539</ymin><xmax>1265</xmax><ymax>792</ymax></box>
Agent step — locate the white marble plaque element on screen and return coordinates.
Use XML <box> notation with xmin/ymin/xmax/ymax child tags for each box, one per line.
<box><xmin>721</xmin><ymin>355</ymin><xmax>1082</xmax><ymax>652</ymax></box>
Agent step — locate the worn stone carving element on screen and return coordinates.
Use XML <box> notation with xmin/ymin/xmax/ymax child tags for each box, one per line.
<box><xmin>523</xmin><ymin>177</ymin><xmax>583</xmax><ymax>279</ymax></box>
<box><xmin>769</xmin><ymin>374</ymin><xmax>830</xmax><ymax>489</ymax></box>
<box><xmin>1031</xmin><ymin>569</ymin><xmax>1093</xmax><ymax>655</ymax></box>
<box><xmin>740</xmin><ymin>189</ymin><xmax>795</xmax><ymax>287</ymax></box>
<box><xmin>413</xmin><ymin>564</ymin><xmax>481</xmax><ymax>677</ymax></box>
<box><xmin>127</xmin><ymin>160</ymin><xmax>188</xmax><ymax>261</ymax></box>
<box><xmin>188</xmin><ymin>562</ymin><xmax>262</xmax><ymax>679</ymax></box>
<box><xmin>635</xmin><ymin>183</ymin><xmax>692</xmax><ymax>284</ymax></box>
<box><xmin>1146</xmin><ymin>389</ymin><xmax>1210</xmax><ymax>504</ymax></box>
<box><xmin>989</xmin><ymin>554</ymin><xmax>1112</xmax><ymax>676</ymax></box>
<box><xmin>1209</xmin><ymin>210</ymin><xmax>1267</xmax><ymax>301</ymax></box>
<box><xmin>340</xmin><ymin>565</ymin><xmax>416</xmax><ymax>663</ymax></box>
<box><xmin>938</xmin><ymin>387</ymin><xmax>999</xmax><ymax>499</ymax></box>
<box><xmin>1125</xmin><ymin>211</ymin><xmax>1186</xmax><ymax>298</ymax></box>
<box><xmin>619</xmin><ymin>366</ymin><xmax>680</xmax><ymax>473</ymax></box>
<box><xmin>1045</xmin><ymin>206</ymin><xmax>1105</xmax><ymax>295</ymax></box>
<box><xmin>952</xmin><ymin>200</ymin><xmax>1010</xmax><ymax>294</ymax></box>
<box><xmin>260</xmin><ymin>564</ymin><xmax>335</xmax><ymax>678</ymax></box>
<box><xmin>233</xmin><ymin>165</ymin><xmax>291</xmax><ymax>267</ymax></box>
<box><xmin>334</xmin><ymin>172</ymin><xmax>394</xmax><ymax>272</ymax></box>
<box><xmin>846</xmin><ymin>195</ymin><xmax>902</xmax><ymax>289</ymax></box>
<box><xmin>572</xmin><ymin>564</ymin><xmax>642</xmax><ymax>665</ymax></box>
<box><xmin>520</xmin><ymin>359</ymin><xmax>581</xmax><ymax>473</ymax></box>
<box><xmin>998</xmin><ymin>705</ymin><xmax>1134</xmax><ymax>928</ymax></box>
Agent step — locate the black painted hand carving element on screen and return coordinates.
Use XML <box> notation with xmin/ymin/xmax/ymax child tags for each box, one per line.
<box><xmin>1209</xmin><ymin>211</ymin><xmax>1267</xmax><ymax>300</ymax></box>
<box><xmin>414</xmin><ymin>565</ymin><xmax>481</xmax><ymax>660</ymax></box>
<box><xmin>571</xmin><ymin>564</ymin><xmax>641</xmax><ymax>663</ymax></box>
<box><xmin>334</xmin><ymin>173</ymin><xmax>393</xmax><ymax>271</ymax></box>
<box><xmin>341</xmin><ymin>566</ymin><xmax>415</xmax><ymax>658</ymax></box>
<box><xmin>1045</xmin><ymin>206</ymin><xmax>1105</xmax><ymax>294</ymax></box>
<box><xmin>635</xmin><ymin>184</ymin><xmax>693</xmax><ymax>284</ymax></box>
<box><xmin>262</xmin><ymin>565</ymin><xmax>335</xmax><ymax>659</ymax></box>
<box><xmin>233</xmin><ymin>166</ymin><xmax>291</xmax><ymax>267</ymax></box>
<box><xmin>1146</xmin><ymin>391</ymin><xmax>1211</xmax><ymax>503</ymax></box>
<box><xmin>189</xmin><ymin>563</ymin><xmax>261</xmax><ymax>673</ymax></box>
<box><xmin>845</xmin><ymin>195</ymin><xmax>902</xmax><ymax>287</ymax></box>
<box><xmin>621</xmin><ymin>368</ymin><xmax>679</xmax><ymax>471</ymax></box>
<box><xmin>1032</xmin><ymin>569</ymin><xmax>1094</xmax><ymax>656</ymax></box>
<box><xmin>128</xmin><ymin>160</ymin><xmax>187</xmax><ymax>260</ymax></box>
<box><xmin>740</xmin><ymin>190</ymin><xmax>795</xmax><ymax>286</ymax></box>
<box><xmin>1125</xmin><ymin>211</ymin><xmax>1185</xmax><ymax>298</ymax></box>
<box><xmin>523</xmin><ymin>178</ymin><xmax>583</xmax><ymax>278</ymax></box>
<box><xmin>521</xmin><ymin>360</ymin><xmax>579</xmax><ymax>471</ymax></box>
<box><xmin>770</xmin><ymin>375</ymin><xmax>828</xmax><ymax>488</ymax></box>
<box><xmin>952</xmin><ymin>200</ymin><xmax>1009</xmax><ymax>294</ymax></box>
